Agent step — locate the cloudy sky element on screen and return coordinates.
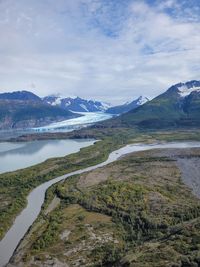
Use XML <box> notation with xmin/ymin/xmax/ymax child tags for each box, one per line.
<box><xmin>0</xmin><ymin>0</ymin><xmax>199</xmax><ymax>104</ymax></box>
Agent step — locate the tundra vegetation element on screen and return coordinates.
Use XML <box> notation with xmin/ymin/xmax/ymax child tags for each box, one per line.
<box><xmin>9</xmin><ymin>135</ymin><xmax>200</xmax><ymax>267</ymax></box>
<box><xmin>2</xmin><ymin>128</ymin><xmax>200</xmax><ymax>240</ymax></box>
<box><xmin>0</xmin><ymin>128</ymin><xmax>139</xmax><ymax>239</ymax></box>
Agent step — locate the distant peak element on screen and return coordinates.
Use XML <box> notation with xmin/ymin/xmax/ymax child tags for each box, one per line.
<box><xmin>47</xmin><ymin>93</ymin><xmax>61</xmax><ymax>98</ymax></box>
<box><xmin>175</xmin><ymin>80</ymin><xmax>200</xmax><ymax>98</ymax></box>
<box><xmin>166</xmin><ymin>80</ymin><xmax>200</xmax><ymax>98</ymax></box>
<box><xmin>0</xmin><ymin>90</ymin><xmax>41</xmax><ymax>101</ymax></box>
<box><xmin>135</xmin><ymin>96</ymin><xmax>149</xmax><ymax>105</ymax></box>
<box><xmin>43</xmin><ymin>95</ymin><xmax>110</xmax><ymax>112</ymax></box>
<box><xmin>137</xmin><ymin>95</ymin><xmax>149</xmax><ymax>100</ymax></box>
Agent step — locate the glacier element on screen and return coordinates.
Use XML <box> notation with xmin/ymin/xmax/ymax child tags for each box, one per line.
<box><xmin>33</xmin><ymin>112</ymin><xmax>113</xmax><ymax>132</ymax></box>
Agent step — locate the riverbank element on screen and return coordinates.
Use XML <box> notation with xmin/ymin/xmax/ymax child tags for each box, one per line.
<box><xmin>8</xmin><ymin>145</ymin><xmax>200</xmax><ymax>267</ymax></box>
<box><xmin>0</xmin><ymin>130</ymin><xmax>132</xmax><ymax>242</ymax></box>
<box><xmin>1</xmin><ymin>128</ymin><xmax>199</xmax><ymax>241</ymax></box>
<box><xmin>0</xmin><ymin>139</ymin><xmax>95</xmax><ymax>174</ymax></box>
<box><xmin>1</xmin><ymin>129</ymin><xmax>200</xmax><ymax>266</ymax></box>
<box><xmin>0</xmin><ymin>127</ymin><xmax>144</xmax><ymax>243</ymax></box>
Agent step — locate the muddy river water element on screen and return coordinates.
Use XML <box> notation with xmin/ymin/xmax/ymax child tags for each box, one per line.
<box><xmin>1</xmin><ymin>141</ymin><xmax>200</xmax><ymax>266</ymax></box>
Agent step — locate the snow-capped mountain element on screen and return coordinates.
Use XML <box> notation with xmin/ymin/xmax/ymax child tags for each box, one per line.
<box><xmin>0</xmin><ymin>91</ymin><xmax>77</xmax><ymax>130</ymax></box>
<box><xmin>106</xmin><ymin>96</ymin><xmax>149</xmax><ymax>114</ymax></box>
<box><xmin>43</xmin><ymin>95</ymin><xmax>63</xmax><ymax>106</ymax></box>
<box><xmin>43</xmin><ymin>96</ymin><xmax>111</xmax><ymax>112</ymax></box>
<box><xmin>167</xmin><ymin>80</ymin><xmax>200</xmax><ymax>98</ymax></box>
<box><xmin>136</xmin><ymin>96</ymin><xmax>150</xmax><ymax>105</ymax></box>
<box><xmin>115</xmin><ymin>80</ymin><xmax>200</xmax><ymax>129</ymax></box>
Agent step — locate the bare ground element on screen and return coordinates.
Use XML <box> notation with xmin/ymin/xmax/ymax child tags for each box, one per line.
<box><xmin>152</xmin><ymin>148</ymin><xmax>200</xmax><ymax>198</ymax></box>
<box><xmin>8</xmin><ymin>147</ymin><xmax>200</xmax><ymax>267</ymax></box>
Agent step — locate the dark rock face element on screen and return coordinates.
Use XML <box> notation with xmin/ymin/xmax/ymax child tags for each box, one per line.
<box><xmin>0</xmin><ymin>92</ymin><xmax>78</xmax><ymax>130</ymax></box>
<box><xmin>0</xmin><ymin>90</ymin><xmax>42</xmax><ymax>102</ymax></box>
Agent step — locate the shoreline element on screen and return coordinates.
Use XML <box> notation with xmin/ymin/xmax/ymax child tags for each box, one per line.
<box><xmin>1</xmin><ymin>141</ymin><xmax>200</xmax><ymax>266</ymax></box>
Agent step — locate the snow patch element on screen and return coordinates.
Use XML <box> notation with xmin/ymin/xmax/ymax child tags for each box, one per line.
<box><xmin>178</xmin><ymin>85</ymin><xmax>200</xmax><ymax>97</ymax></box>
<box><xmin>136</xmin><ymin>96</ymin><xmax>149</xmax><ymax>105</ymax></box>
<box><xmin>98</xmin><ymin>102</ymin><xmax>111</xmax><ymax>111</ymax></box>
<box><xmin>45</xmin><ymin>95</ymin><xmax>111</xmax><ymax>112</ymax></box>
<box><xmin>65</xmin><ymin>101</ymin><xmax>71</xmax><ymax>107</ymax></box>
<box><xmin>51</xmin><ymin>97</ymin><xmax>62</xmax><ymax>106</ymax></box>
<box><xmin>124</xmin><ymin>101</ymin><xmax>131</xmax><ymax>105</ymax></box>
<box><xmin>80</xmin><ymin>104</ymin><xmax>89</xmax><ymax>111</ymax></box>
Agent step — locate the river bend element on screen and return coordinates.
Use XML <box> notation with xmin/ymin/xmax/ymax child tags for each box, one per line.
<box><xmin>1</xmin><ymin>141</ymin><xmax>200</xmax><ymax>266</ymax></box>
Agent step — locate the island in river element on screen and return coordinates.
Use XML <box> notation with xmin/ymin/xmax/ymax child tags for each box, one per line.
<box><xmin>6</xmin><ymin>141</ymin><xmax>200</xmax><ymax>267</ymax></box>
<box><xmin>1</xmin><ymin>118</ymin><xmax>200</xmax><ymax>267</ymax></box>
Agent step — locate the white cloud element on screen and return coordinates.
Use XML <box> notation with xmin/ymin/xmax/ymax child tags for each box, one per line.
<box><xmin>0</xmin><ymin>0</ymin><xmax>199</xmax><ymax>104</ymax></box>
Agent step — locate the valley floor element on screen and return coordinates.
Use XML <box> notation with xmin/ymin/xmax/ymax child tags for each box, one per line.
<box><xmin>8</xmin><ymin>146</ymin><xmax>200</xmax><ymax>267</ymax></box>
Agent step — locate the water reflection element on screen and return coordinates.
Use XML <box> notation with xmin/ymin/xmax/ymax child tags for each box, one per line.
<box><xmin>0</xmin><ymin>139</ymin><xmax>95</xmax><ymax>174</ymax></box>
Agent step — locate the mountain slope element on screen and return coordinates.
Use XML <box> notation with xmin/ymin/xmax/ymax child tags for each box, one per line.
<box><xmin>0</xmin><ymin>90</ymin><xmax>41</xmax><ymax>102</ymax></box>
<box><xmin>0</xmin><ymin>91</ymin><xmax>77</xmax><ymax>130</ymax></box>
<box><xmin>106</xmin><ymin>96</ymin><xmax>149</xmax><ymax>114</ymax></box>
<box><xmin>43</xmin><ymin>96</ymin><xmax>110</xmax><ymax>112</ymax></box>
<box><xmin>115</xmin><ymin>80</ymin><xmax>200</xmax><ymax>129</ymax></box>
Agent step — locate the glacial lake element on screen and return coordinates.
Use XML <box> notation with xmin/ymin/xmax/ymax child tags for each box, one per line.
<box><xmin>0</xmin><ymin>139</ymin><xmax>95</xmax><ymax>174</ymax></box>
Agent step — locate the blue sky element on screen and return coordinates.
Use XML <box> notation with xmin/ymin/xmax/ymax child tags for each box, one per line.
<box><xmin>0</xmin><ymin>0</ymin><xmax>199</xmax><ymax>104</ymax></box>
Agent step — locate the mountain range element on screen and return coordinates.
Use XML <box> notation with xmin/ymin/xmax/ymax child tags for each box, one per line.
<box><xmin>43</xmin><ymin>95</ymin><xmax>110</xmax><ymax>112</ymax></box>
<box><xmin>116</xmin><ymin>80</ymin><xmax>200</xmax><ymax>129</ymax></box>
<box><xmin>105</xmin><ymin>96</ymin><xmax>149</xmax><ymax>114</ymax></box>
<box><xmin>0</xmin><ymin>91</ymin><xmax>77</xmax><ymax>130</ymax></box>
<box><xmin>43</xmin><ymin>95</ymin><xmax>149</xmax><ymax>114</ymax></box>
<box><xmin>0</xmin><ymin>80</ymin><xmax>199</xmax><ymax>130</ymax></box>
<box><xmin>0</xmin><ymin>90</ymin><xmax>149</xmax><ymax>130</ymax></box>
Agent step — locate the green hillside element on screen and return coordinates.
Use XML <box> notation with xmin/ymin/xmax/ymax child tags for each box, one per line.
<box><xmin>114</xmin><ymin>81</ymin><xmax>200</xmax><ymax>129</ymax></box>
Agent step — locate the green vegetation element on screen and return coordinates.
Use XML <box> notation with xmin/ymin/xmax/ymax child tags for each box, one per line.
<box><xmin>1</xmin><ymin>81</ymin><xmax>200</xmax><ymax>265</ymax></box>
<box><xmin>1</xmin><ymin>128</ymin><xmax>200</xmax><ymax>241</ymax></box>
<box><xmin>11</xmin><ymin>147</ymin><xmax>200</xmax><ymax>266</ymax></box>
<box><xmin>106</xmin><ymin>88</ymin><xmax>200</xmax><ymax>129</ymax></box>
<box><xmin>0</xmin><ymin>129</ymin><xmax>138</xmax><ymax>240</ymax></box>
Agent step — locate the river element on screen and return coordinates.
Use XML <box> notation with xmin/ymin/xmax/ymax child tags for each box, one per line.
<box><xmin>1</xmin><ymin>141</ymin><xmax>200</xmax><ymax>266</ymax></box>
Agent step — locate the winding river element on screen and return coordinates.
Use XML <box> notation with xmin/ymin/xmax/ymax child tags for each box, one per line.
<box><xmin>1</xmin><ymin>141</ymin><xmax>200</xmax><ymax>266</ymax></box>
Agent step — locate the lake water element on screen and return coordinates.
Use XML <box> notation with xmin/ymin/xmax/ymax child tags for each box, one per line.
<box><xmin>0</xmin><ymin>139</ymin><xmax>95</xmax><ymax>174</ymax></box>
<box><xmin>1</xmin><ymin>141</ymin><xmax>200</xmax><ymax>266</ymax></box>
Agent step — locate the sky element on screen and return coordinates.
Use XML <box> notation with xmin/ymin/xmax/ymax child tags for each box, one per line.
<box><xmin>0</xmin><ymin>0</ymin><xmax>199</xmax><ymax>104</ymax></box>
